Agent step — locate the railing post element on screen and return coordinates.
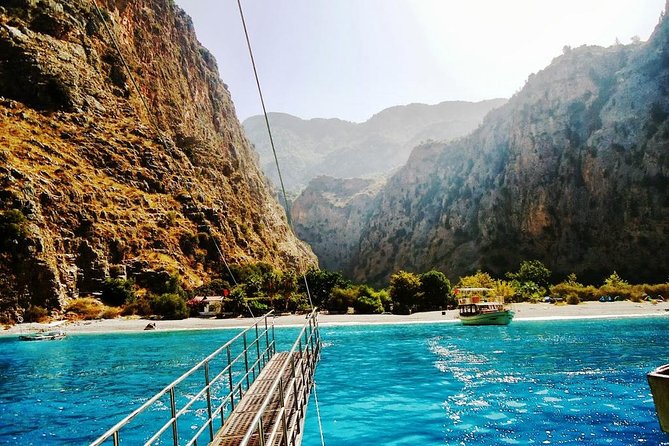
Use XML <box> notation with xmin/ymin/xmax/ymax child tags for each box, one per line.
<box><xmin>290</xmin><ymin>354</ymin><xmax>301</xmax><ymax>434</ymax></box>
<box><xmin>298</xmin><ymin>338</ymin><xmax>308</xmax><ymax>392</ymax></box>
<box><xmin>169</xmin><ymin>387</ymin><xmax>179</xmax><ymax>446</ymax></box>
<box><xmin>243</xmin><ymin>332</ymin><xmax>250</xmax><ymax>389</ymax></box>
<box><xmin>272</xmin><ymin>321</ymin><xmax>276</xmax><ymax>355</ymax></box>
<box><xmin>227</xmin><ymin>346</ymin><xmax>235</xmax><ymax>412</ymax></box>
<box><xmin>279</xmin><ymin>377</ymin><xmax>289</xmax><ymax>446</ymax></box>
<box><xmin>257</xmin><ymin>417</ymin><xmax>266</xmax><ymax>446</ymax></box>
<box><xmin>264</xmin><ymin>315</ymin><xmax>270</xmax><ymax>362</ymax></box>
<box><xmin>113</xmin><ymin>431</ymin><xmax>119</xmax><ymax>446</ymax></box>
<box><xmin>255</xmin><ymin>322</ymin><xmax>261</xmax><ymax>372</ymax></box>
<box><xmin>204</xmin><ymin>361</ymin><xmax>214</xmax><ymax>441</ymax></box>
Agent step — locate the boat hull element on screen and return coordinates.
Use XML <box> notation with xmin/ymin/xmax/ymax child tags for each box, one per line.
<box><xmin>648</xmin><ymin>364</ymin><xmax>669</xmax><ymax>433</ymax></box>
<box><xmin>460</xmin><ymin>310</ymin><xmax>514</xmax><ymax>326</ymax></box>
<box><xmin>19</xmin><ymin>331</ymin><xmax>66</xmax><ymax>341</ymax></box>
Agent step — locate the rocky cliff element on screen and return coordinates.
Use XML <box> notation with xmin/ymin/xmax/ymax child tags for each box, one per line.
<box><xmin>352</xmin><ymin>12</ymin><xmax>669</xmax><ymax>285</ymax></box>
<box><xmin>243</xmin><ymin>99</ymin><xmax>506</xmax><ymax>195</ymax></box>
<box><xmin>291</xmin><ymin>176</ymin><xmax>383</xmax><ymax>273</ymax></box>
<box><xmin>0</xmin><ymin>0</ymin><xmax>315</xmax><ymax>320</ymax></box>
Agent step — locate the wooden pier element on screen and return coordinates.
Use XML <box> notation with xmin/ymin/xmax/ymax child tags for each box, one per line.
<box><xmin>90</xmin><ymin>310</ymin><xmax>320</xmax><ymax>446</ymax></box>
<box><xmin>211</xmin><ymin>350</ymin><xmax>314</xmax><ymax>446</ymax></box>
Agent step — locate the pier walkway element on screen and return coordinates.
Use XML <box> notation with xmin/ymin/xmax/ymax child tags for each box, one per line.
<box><xmin>90</xmin><ymin>310</ymin><xmax>320</xmax><ymax>446</ymax></box>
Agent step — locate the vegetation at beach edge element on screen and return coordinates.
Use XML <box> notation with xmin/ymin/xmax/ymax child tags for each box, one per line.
<box><xmin>5</xmin><ymin>260</ymin><xmax>668</xmax><ymax>324</ymax></box>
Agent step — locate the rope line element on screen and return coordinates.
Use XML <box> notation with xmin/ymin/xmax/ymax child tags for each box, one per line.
<box><xmin>235</xmin><ymin>0</ymin><xmax>316</xmax><ymax>310</ymax></box>
<box><xmin>235</xmin><ymin>3</ymin><xmax>324</xmax><ymax>444</ymax></box>
<box><xmin>235</xmin><ymin>0</ymin><xmax>292</xmax><ymax>227</ymax></box>
<box><xmin>313</xmin><ymin>382</ymin><xmax>326</xmax><ymax>446</ymax></box>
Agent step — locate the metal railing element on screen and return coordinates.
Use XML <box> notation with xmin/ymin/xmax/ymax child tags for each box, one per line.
<box><xmin>236</xmin><ymin>308</ymin><xmax>320</xmax><ymax>446</ymax></box>
<box><xmin>90</xmin><ymin>312</ymin><xmax>276</xmax><ymax>446</ymax></box>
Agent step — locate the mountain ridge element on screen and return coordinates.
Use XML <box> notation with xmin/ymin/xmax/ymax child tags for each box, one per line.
<box><xmin>243</xmin><ymin>98</ymin><xmax>507</xmax><ymax>194</ymax></box>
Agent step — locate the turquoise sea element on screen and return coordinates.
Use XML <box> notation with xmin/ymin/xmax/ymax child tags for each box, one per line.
<box><xmin>1</xmin><ymin>317</ymin><xmax>669</xmax><ymax>445</ymax></box>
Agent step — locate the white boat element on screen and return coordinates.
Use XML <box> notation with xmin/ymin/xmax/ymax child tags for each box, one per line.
<box><xmin>456</xmin><ymin>287</ymin><xmax>514</xmax><ymax>325</ymax></box>
<box><xmin>18</xmin><ymin>320</ymin><xmax>67</xmax><ymax>341</ymax></box>
<box><xmin>19</xmin><ymin>330</ymin><xmax>67</xmax><ymax>341</ymax></box>
<box><xmin>647</xmin><ymin>363</ymin><xmax>669</xmax><ymax>433</ymax></box>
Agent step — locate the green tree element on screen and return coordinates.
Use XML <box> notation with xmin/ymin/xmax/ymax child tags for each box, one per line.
<box><xmin>507</xmin><ymin>260</ymin><xmax>551</xmax><ymax>290</ymax></box>
<box><xmin>603</xmin><ymin>271</ymin><xmax>628</xmax><ymax>288</ymax></box>
<box><xmin>376</xmin><ymin>288</ymin><xmax>392</xmax><ymax>311</ymax></box>
<box><xmin>301</xmin><ymin>268</ymin><xmax>350</xmax><ymax>308</ymax></box>
<box><xmin>419</xmin><ymin>270</ymin><xmax>451</xmax><ymax>310</ymax></box>
<box><xmin>194</xmin><ymin>279</ymin><xmax>231</xmax><ymax>296</ymax></box>
<box><xmin>457</xmin><ymin>270</ymin><xmax>496</xmax><ymax>289</ymax></box>
<box><xmin>492</xmin><ymin>279</ymin><xmax>517</xmax><ymax>302</ymax></box>
<box><xmin>516</xmin><ymin>280</ymin><xmax>542</xmax><ymax>302</ymax></box>
<box><xmin>354</xmin><ymin>285</ymin><xmax>384</xmax><ymax>314</ymax></box>
<box><xmin>389</xmin><ymin>270</ymin><xmax>421</xmax><ymax>314</ymax></box>
<box><xmin>328</xmin><ymin>287</ymin><xmax>358</xmax><ymax>313</ymax></box>
<box><xmin>600</xmin><ymin>271</ymin><xmax>633</xmax><ymax>300</ymax></box>
<box><xmin>278</xmin><ymin>270</ymin><xmax>298</xmax><ymax>310</ymax></box>
<box><xmin>566</xmin><ymin>273</ymin><xmax>581</xmax><ymax>286</ymax></box>
<box><xmin>228</xmin><ymin>285</ymin><xmax>248</xmax><ymax>314</ymax></box>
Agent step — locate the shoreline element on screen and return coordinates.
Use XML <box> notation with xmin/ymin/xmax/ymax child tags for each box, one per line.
<box><xmin>3</xmin><ymin>301</ymin><xmax>668</xmax><ymax>336</ymax></box>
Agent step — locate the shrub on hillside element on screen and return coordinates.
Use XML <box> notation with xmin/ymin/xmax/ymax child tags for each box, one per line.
<box><xmin>151</xmin><ymin>293</ymin><xmax>188</xmax><ymax>319</ymax></box>
<box><xmin>24</xmin><ymin>305</ymin><xmax>49</xmax><ymax>323</ymax></box>
<box><xmin>566</xmin><ymin>293</ymin><xmax>580</xmax><ymax>305</ymax></box>
<box><xmin>100</xmin><ymin>306</ymin><xmax>121</xmax><ymax>319</ymax></box>
<box><xmin>640</xmin><ymin>283</ymin><xmax>669</xmax><ymax>300</ymax></box>
<box><xmin>66</xmin><ymin>298</ymin><xmax>104</xmax><ymax>320</ymax></box>
<box><xmin>0</xmin><ymin>209</ymin><xmax>30</xmax><ymax>250</ymax></box>
<box><xmin>550</xmin><ymin>283</ymin><xmax>598</xmax><ymax>301</ymax></box>
<box><xmin>101</xmin><ymin>278</ymin><xmax>135</xmax><ymax>306</ymax></box>
<box><xmin>121</xmin><ymin>297</ymin><xmax>153</xmax><ymax>316</ymax></box>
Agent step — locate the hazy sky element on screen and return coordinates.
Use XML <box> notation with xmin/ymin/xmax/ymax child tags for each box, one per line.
<box><xmin>176</xmin><ymin>0</ymin><xmax>666</xmax><ymax>122</ymax></box>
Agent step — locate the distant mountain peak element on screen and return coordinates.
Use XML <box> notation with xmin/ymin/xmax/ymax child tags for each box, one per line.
<box><xmin>243</xmin><ymin>99</ymin><xmax>507</xmax><ymax>194</ymax></box>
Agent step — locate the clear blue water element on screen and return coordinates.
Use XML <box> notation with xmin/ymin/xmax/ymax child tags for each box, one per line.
<box><xmin>1</xmin><ymin>318</ymin><xmax>668</xmax><ymax>445</ymax></box>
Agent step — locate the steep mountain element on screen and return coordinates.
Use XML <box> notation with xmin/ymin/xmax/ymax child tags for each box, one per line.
<box><xmin>0</xmin><ymin>0</ymin><xmax>315</xmax><ymax>320</ymax></box>
<box><xmin>243</xmin><ymin>99</ymin><xmax>506</xmax><ymax>194</ymax></box>
<box><xmin>291</xmin><ymin>176</ymin><xmax>383</xmax><ymax>273</ymax></box>
<box><xmin>352</xmin><ymin>12</ymin><xmax>669</xmax><ymax>285</ymax></box>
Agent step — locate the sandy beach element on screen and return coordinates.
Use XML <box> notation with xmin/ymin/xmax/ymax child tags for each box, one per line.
<box><xmin>3</xmin><ymin>300</ymin><xmax>669</xmax><ymax>335</ymax></box>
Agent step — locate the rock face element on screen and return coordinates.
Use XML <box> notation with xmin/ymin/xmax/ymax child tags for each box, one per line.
<box><xmin>351</xmin><ymin>14</ymin><xmax>669</xmax><ymax>285</ymax></box>
<box><xmin>0</xmin><ymin>0</ymin><xmax>315</xmax><ymax>319</ymax></box>
<box><xmin>291</xmin><ymin>176</ymin><xmax>383</xmax><ymax>273</ymax></box>
<box><xmin>243</xmin><ymin>99</ymin><xmax>506</xmax><ymax>195</ymax></box>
